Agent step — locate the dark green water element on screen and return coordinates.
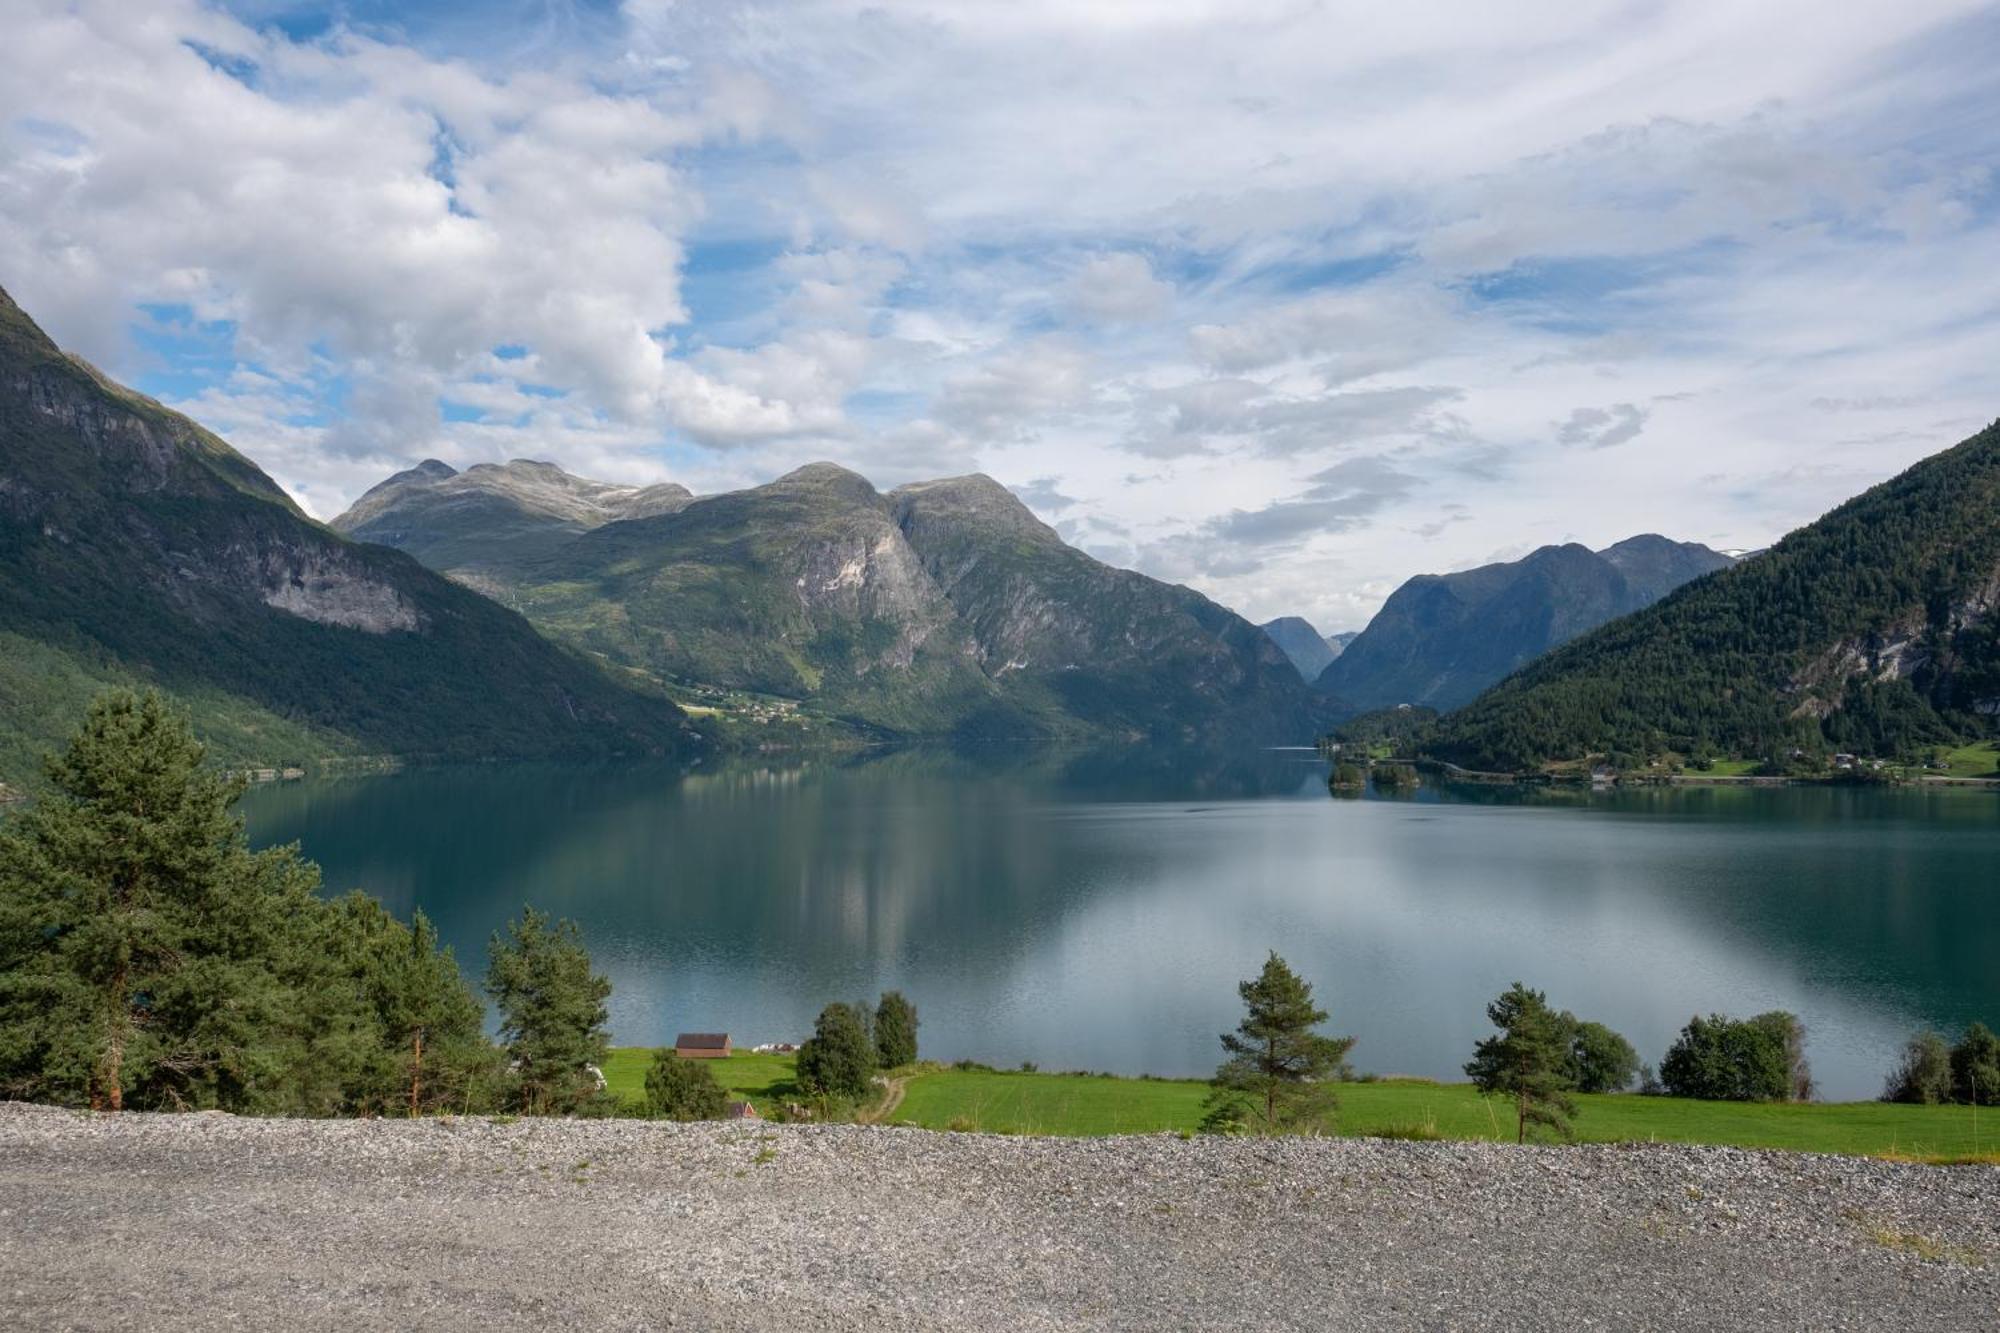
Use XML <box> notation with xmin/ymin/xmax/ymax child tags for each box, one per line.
<box><xmin>236</xmin><ymin>748</ymin><xmax>2000</xmax><ymax>1101</ymax></box>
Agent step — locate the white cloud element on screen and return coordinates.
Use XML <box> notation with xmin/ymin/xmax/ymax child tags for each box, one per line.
<box><xmin>1</xmin><ymin>0</ymin><xmax>1996</xmax><ymax>634</ymax></box>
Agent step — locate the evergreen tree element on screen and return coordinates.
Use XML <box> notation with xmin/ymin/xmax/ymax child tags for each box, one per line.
<box><xmin>0</xmin><ymin>692</ymin><xmax>307</xmax><ymax>1110</ymax></box>
<box><xmin>1465</xmin><ymin>983</ymin><xmax>1577</xmax><ymax>1142</ymax></box>
<box><xmin>1204</xmin><ymin>952</ymin><xmax>1355</xmax><ymax>1135</ymax></box>
<box><xmin>794</xmin><ymin>1001</ymin><xmax>876</xmax><ymax>1101</ymax></box>
<box><xmin>873</xmin><ymin>990</ymin><xmax>919</xmax><ymax>1069</ymax></box>
<box><xmin>643</xmin><ymin>1049</ymin><xmax>728</xmax><ymax>1120</ymax></box>
<box><xmin>485</xmin><ymin>907</ymin><xmax>611</xmax><ymax>1115</ymax></box>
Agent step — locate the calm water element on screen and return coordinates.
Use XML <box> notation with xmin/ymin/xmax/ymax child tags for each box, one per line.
<box><xmin>237</xmin><ymin>748</ymin><xmax>2000</xmax><ymax>1101</ymax></box>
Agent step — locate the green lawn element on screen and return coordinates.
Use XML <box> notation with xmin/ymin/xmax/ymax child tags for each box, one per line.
<box><xmin>601</xmin><ymin>1049</ymin><xmax>800</xmax><ymax>1114</ymax></box>
<box><xmin>602</xmin><ymin>1052</ymin><xmax>2000</xmax><ymax>1161</ymax></box>
<box><xmin>1933</xmin><ymin>741</ymin><xmax>2000</xmax><ymax>779</ymax></box>
<box><xmin>1697</xmin><ymin>758</ymin><xmax>1763</xmax><ymax>777</ymax></box>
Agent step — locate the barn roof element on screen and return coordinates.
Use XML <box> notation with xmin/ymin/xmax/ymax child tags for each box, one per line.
<box><xmin>675</xmin><ymin>1032</ymin><xmax>729</xmax><ymax>1049</ymax></box>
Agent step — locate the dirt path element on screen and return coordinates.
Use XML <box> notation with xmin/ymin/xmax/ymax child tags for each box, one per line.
<box><xmin>857</xmin><ymin>1073</ymin><xmax>909</xmax><ymax>1124</ymax></box>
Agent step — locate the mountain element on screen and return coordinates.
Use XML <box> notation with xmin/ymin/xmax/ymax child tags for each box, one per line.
<box><xmin>1315</xmin><ymin>535</ymin><xmax>1735</xmax><ymax>713</ymax></box>
<box><xmin>1260</xmin><ymin>616</ymin><xmax>1339</xmax><ymax>681</ymax></box>
<box><xmin>337</xmin><ymin>460</ymin><xmax>1325</xmax><ymax>741</ymax></box>
<box><xmin>333</xmin><ymin>458</ymin><xmax>693</xmax><ymax>589</ymax></box>
<box><xmin>1327</xmin><ymin>630</ymin><xmax>1359</xmax><ymax>657</ymax></box>
<box><xmin>0</xmin><ymin>285</ymin><xmax>690</xmax><ymax>784</ymax></box>
<box><xmin>1429</xmin><ymin>422</ymin><xmax>2000</xmax><ymax>770</ymax></box>
<box><xmin>889</xmin><ymin>474</ymin><xmax>1321</xmax><ymax>739</ymax></box>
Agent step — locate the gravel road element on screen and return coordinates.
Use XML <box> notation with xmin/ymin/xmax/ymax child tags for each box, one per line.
<box><xmin>1</xmin><ymin>1102</ymin><xmax>1995</xmax><ymax>1330</ymax></box>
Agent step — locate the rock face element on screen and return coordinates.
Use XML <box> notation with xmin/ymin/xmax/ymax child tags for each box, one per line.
<box><xmin>1317</xmin><ymin>536</ymin><xmax>1735</xmax><ymax>713</ymax></box>
<box><xmin>1259</xmin><ymin>616</ymin><xmax>1340</xmax><ymax>681</ymax></box>
<box><xmin>0</xmin><ymin>284</ymin><xmax>689</xmax><ymax>779</ymax></box>
<box><xmin>339</xmin><ymin>460</ymin><xmax>1327</xmax><ymax>741</ymax></box>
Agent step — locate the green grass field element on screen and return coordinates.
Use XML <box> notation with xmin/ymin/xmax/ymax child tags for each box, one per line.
<box><xmin>1697</xmin><ymin>758</ymin><xmax>1764</xmax><ymax>777</ymax></box>
<box><xmin>602</xmin><ymin>1052</ymin><xmax>2000</xmax><ymax>1161</ymax></box>
<box><xmin>1933</xmin><ymin>741</ymin><xmax>2000</xmax><ymax>779</ymax></box>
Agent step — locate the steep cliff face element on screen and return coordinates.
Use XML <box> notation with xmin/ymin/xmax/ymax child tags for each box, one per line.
<box><xmin>1317</xmin><ymin>536</ymin><xmax>1735</xmax><ymax>713</ymax></box>
<box><xmin>0</xmin><ymin>284</ymin><xmax>690</xmax><ymax>781</ymax></box>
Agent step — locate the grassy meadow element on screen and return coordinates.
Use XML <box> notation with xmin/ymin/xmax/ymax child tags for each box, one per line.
<box><xmin>602</xmin><ymin>1051</ymin><xmax>2000</xmax><ymax>1162</ymax></box>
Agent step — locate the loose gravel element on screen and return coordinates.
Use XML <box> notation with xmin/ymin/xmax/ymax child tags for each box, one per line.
<box><xmin>1</xmin><ymin>1102</ymin><xmax>1995</xmax><ymax>1330</ymax></box>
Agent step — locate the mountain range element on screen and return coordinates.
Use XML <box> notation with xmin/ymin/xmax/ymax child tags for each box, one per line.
<box><xmin>1257</xmin><ymin>618</ymin><xmax>1357</xmax><ymax>682</ymax></box>
<box><xmin>0</xmin><ymin>286</ymin><xmax>690</xmax><ymax>786</ymax></box>
<box><xmin>1429</xmin><ymin>421</ymin><xmax>2000</xmax><ymax>770</ymax></box>
<box><xmin>335</xmin><ymin>458</ymin><xmax>1326</xmax><ymax>742</ymax></box>
<box><xmin>1315</xmin><ymin>535</ymin><xmax>1737</xmax><ymax>713</ymax></box>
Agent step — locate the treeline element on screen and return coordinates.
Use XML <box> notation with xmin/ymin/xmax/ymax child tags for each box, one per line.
<box><xmin>1200</xmin><ymin>956</ymin><xmax>1832</xmax><ymax>1142</ymax></box>
<box><xmin>1425</xmin><ymin>420</ymin><xmax>2000</xmax><ymax>772</ymax></box>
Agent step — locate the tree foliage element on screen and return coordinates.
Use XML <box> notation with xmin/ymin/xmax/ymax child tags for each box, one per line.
<box><xmin>1428</xmin><ymin>420</ymin><xmax>2000</xmax><ymax>770</ymax></box>
<box><xmin>1567</xmin><ymin>1019</ymin><xmax>1640</xmax><ymax>1094</ymax></box>
<box><xmin>0</xmin><ymin>690</ymin><xmax>491</xmax><ymax>1114</ymax></box>
<box><xmin>1950</xmin><ymin>1022</ymin><xmax>2000</xmax><ymax>1107</ymax></box>
<box><xmin>873</xmin><ymin>990</ymin><xmax>919</xmax><ymax>1069</ymax></box>
<box><xmin>795</xmin><ymin>1001</ymin><xmax>877</xmax><ymax>1101</ymax></box>
<box><xmin>485</xmin><ymin>906</ymin><xmax>611</xmax><ymax>1115</ymax></box>
<box><xmin>1883</xmin><ymin>1030</ymin><xmax>1954</xmax><ymax>1105</ymax></box>
<box><xmin>643</xmin><ymin>1049</ymin><xmax>727</xmax><ymax>1120</ymax></box>
<box><xmin>1659</xmin><ymin>1012</ymin><xmax>1811</xmax><ymax>1102</ymax></box>
<box><xmin>1203</xmin><ymin>952</ymin><xmax>1354</xmax><ymax>1135</ymax></box>
<box><xmin>1464</xmin><ymin>983</ymin><xmax>1577</xmax><ymax>1142</ymax></box>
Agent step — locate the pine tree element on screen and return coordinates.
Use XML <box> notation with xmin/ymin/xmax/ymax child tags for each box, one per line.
<box><xmin>485</xmin><ymin>906</ymin><xmax>611</xmax><ymax>1115</ymax></box>
<box><xmin>873</xmin><ymin>990</ymin><xmax>919</xmax><ymax>1069</ymax></box>
<box><xmin>1465</xmin><ymin>983</ymin><xmax>1577</xmax><ymax>1142</ymax></box>
<box><xmin>1204</xmin><ymin>952</ymin><xmax>1354</xmax><ymax>1135</ymax></box>
<box><xmin>794</xmin><ymin>1001</ymin><xmax>876</xmax><ymax>1102</ymax></box>
<box><xmin>0</xmin><ymin>691</ymin><xmax>300</xmax><ymax>1110</ymax></box>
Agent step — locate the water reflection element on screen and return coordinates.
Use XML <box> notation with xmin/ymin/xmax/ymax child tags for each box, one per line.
<box><xmin>238</xmin><ymin>747</ymin><xmax>2000</xmax><ymax>1100</ymax></box>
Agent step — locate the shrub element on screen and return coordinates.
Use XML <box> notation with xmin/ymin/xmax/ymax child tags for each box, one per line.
<box><xmin>643</xmin><ymin>1049</ymin><xmax>727</xmax><ymax>1120</ymax></box>
<box><xmin>1659</xmin><ymin>1012</ymin><xmax>1810</xmax><ymax>1102</ymax></box>
<box><xmin>1950</xmin><ymin>1022</ymin><xmax>2000</xmax><ymax>1106</ymax></box>
<box><xmin>1883</xmin><ymin>1031</ymin><xmax>1953</xmax><ymax>1104</ymax></box>
<box><xmin>1567</xmin><ymin>1020</ymin><xmax>1640</xmax><ymax>1093</ymax></box>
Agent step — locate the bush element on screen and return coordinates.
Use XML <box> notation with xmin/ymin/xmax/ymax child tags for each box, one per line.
<box><xmin>1659</xmin><ymin>1012</ymin><xmax>1811</xmax><ymax>1102</ymax></box>
<box><xmin>1883</xmin><ymin>1031</ymin><xmax>1954</xmax><ymax>1104</ymax></box>
<box><xmin>643</xmin><ymin>1049</ymin><xmax>727</xmax><ymax>1120</ymax></box>
<box><xmin>1951</xmin><ymin>1022</ymin><xmax>2000</xmax><ymax>1106</ymax></box>
<box><xmin>1567</xmin><ymin>1020</ymin><xmax>1640</xmax><ymax>1094</ymax></box>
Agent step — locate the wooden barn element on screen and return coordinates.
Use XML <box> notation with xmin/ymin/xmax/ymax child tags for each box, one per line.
<box><xmin>674</xmin><ymin>1032</ymin><xmax>731</xmax><ymax>1059</ymax></box>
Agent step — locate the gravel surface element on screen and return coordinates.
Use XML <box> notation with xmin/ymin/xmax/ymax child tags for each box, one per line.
<box><xmin>1</xmin><ymin>1102</ymin><xmax>1995</xmax><ymax>1330</ymax></box>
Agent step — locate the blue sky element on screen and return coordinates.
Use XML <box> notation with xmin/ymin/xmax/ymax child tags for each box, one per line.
<box><xmin>4</xmin><ymin>1</ymin><xmax>1998</xmax><ymax>628</ymax></box>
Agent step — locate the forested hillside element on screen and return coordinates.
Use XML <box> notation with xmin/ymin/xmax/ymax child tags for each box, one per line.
<box><xmin>0</xmin><ymin>286</ymin><xmax>691</xmax><ymax>786</ymax></box>
<box><xmin>1428</xmin><ymin>422</ymin><xmax>2000</xmax><ymax>770</ymax></box>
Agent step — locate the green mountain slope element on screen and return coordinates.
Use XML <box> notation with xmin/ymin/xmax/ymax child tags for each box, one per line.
<box><xmin>1259</xmin><ymin>616</ymin><xmax>1339</xmax><ymax>681</ymax></box>
<box><xmin>1317</xmin><ymin>536</ymin><xmax>1734</xmax><ymax>713</ymax></box>
<box><xmin>0</xmin><ymin>285</ymin><xmax>691</xmax><ymax>785</ymax></box>
<box><xmin>1428</xmin><ymin>422</ymin><xmax>2000</xmax><ymax>770</ymax></box>
<box><xmin>337</xmin><ymin>460</ymin><xmax>1327</xmax><ymax>741</ymax></box>
<box><xmin>889</xmin><ymin>475</ymin><xmax>1322</xmax><ymax>741</ymax></box>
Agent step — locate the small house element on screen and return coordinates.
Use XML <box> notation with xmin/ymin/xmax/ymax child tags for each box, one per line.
<box><xmin>674</xmin><ymin>1032</ymin><xmax>731</xmax><ymax>1059</ymax></box>
<box><xmin>725</xmin><ymin>1101</ymin><xmax>759</xmax><ymax>1121</ymax></box>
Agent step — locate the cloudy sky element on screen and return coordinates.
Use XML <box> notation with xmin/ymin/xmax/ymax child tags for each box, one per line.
<box><xmin>4</xmin><ymin>0</ymin><xmax>1997</xmax><ymax>629</ymax></box>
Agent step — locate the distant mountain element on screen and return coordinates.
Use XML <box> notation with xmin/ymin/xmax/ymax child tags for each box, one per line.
<box><xmin>1316</xmin><ymin>535</ymin><xmax>1735</xmax><ymax>713</ymax></box>
<box><xmin>333</xmin><ymin>458</ymin><xmax>693</xmax><ymax>589</ymax></box>
<box><xmin>0</xmin><ymin>285</ymin><xmax>690</xmax><ymax>785</ymax></box>
<box><xmin>1429</xmin><ymin>422</ymin><xmax>2000</xmax><ymax>770</ymax></box>
<box><xmin>338</xmin><ymin>460</ymin><xmax>1325</xmax><ymax>742</ymax></box>
<box><xmin>1327</xmin><ymin>630</ymin><xmax>1360</xmax><ymax>657</ymax></box>
<box><xmin>1260</xmin><ymin>616</ymin><xmax>1339</xmax><ymax>681</ymax></box>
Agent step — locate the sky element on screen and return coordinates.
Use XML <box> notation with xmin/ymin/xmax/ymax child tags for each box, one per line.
<box><xmin>3</xmin><ymin>1</ymin><xmax>1998</xmax><ymax>630</ymax></box>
